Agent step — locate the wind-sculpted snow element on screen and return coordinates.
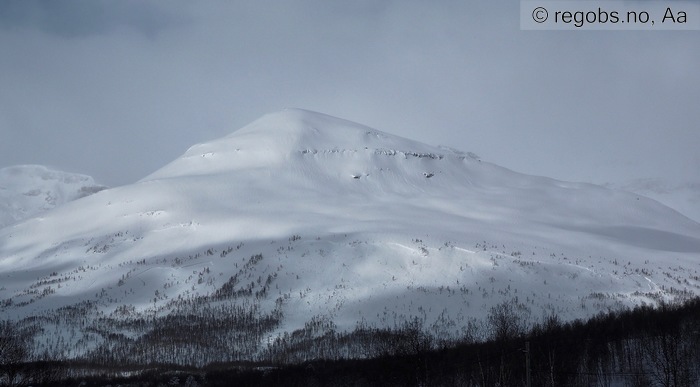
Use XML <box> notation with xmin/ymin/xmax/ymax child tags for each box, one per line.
<box><xmin>0</xmin><ymin>109</ymin><xmax>699</xmax><ymax>363</ymax></box>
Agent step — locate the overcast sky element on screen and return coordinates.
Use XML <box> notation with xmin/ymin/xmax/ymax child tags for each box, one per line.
<box><xmin>1</xmin><ymin>0</ymin><xmax>698</xmax><ymax>188</ymax></box>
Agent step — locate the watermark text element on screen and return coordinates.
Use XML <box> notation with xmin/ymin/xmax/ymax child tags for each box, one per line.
<box><xmin>522</xmin><ymin>1</ymin><xmax>700</xmax><ymax>30</ymax></box>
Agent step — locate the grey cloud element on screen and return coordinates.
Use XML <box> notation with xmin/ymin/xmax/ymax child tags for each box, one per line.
<box><xmin>0</xmin><ymin>0</ymin><xmax>185</xmax><ymax>38</ymax></box>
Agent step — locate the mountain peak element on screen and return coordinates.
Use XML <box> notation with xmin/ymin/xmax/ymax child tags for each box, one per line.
<box><xmin>143</xmin><ymin>109</ymin><xmax>448</xmax><ymax>182</ymax></box>
<box><xmin>233</xmin><ymin>108</ymin><xmax>375</xmax><ymax>136</ymax></box>
<box><xmin>227</xmin><ymin>108</ymin><xmax>393</xmax><ymax>154</ymax></box>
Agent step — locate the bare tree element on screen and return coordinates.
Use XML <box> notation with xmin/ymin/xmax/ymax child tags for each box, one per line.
<box><xmin>487</xmin><ymin>299</ymin><xmax>529</xmax><ymax>342</ymax></box>
<box><xmin>643</xmin><ymin>321</ymin><xmax>697</xmax><ymax>387</ymax></box>
<box><xmin>486</xmin><ymin>299</ymin><xmax>530</xmax><ymax>386</ymax></box>
<box><xmin>0</xmin><ymin>320</ymin><xmax>29</xmax><ymax>387</ymax></box>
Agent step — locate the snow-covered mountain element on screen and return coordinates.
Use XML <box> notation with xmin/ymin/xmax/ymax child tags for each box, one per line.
<box><xmin>1</xmin><ymin>109</ymin><xmax>699</xmax><ymax>363</ymax></box>
<box><xmin>0</xmin><ymin>165</ymin><xmax>106</xmax><ymax>228</ymax></box>
<box><xmin>604</xmin><ymin>178</ymin><xmax>700</xmax><ymax>223</ymax></box>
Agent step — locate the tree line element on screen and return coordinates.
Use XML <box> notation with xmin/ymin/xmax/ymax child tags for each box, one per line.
<box><xmin>3</xmin><ymin>297</ymin><xmax>699</xmax><ymax>386</ymax></box>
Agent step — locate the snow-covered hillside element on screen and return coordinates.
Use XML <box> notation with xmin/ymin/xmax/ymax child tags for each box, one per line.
<box><xmin>605</xmin><ymin>178</ymin><xmax>700</xmax><ymax>223</ymax></box>
<box><xmin>1</xmin><ymin>109</ymin><xmax>698</xmax><ymax>363</ymax></box>
<box><xmin>0</xmin><ymin>165</ymin><xmax>106</xmax><ymax>228</ymax></box>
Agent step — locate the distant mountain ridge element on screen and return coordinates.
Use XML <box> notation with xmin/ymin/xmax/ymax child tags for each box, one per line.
<box><xmin>0</xmin><ymin>165</ymin><xmax>106</xmax><ymax>228</ymax></box>
<box><xmin>0</xmin><ymin>109</ymin><xmax>698</xmax><ymax>364</ymax></box>
<box><xmin>604</xmin><ymin>178</ymin><xmax>700</xmax><ymax>223</ymax></box>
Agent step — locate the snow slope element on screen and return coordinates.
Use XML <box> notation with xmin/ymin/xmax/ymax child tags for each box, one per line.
<box><xmin>0</xmin><ymin>165</ymin><xmax>106</xmax><ymax>228</ymax></box>
<box><xmin>0</xmin><ymin>109</ymin><xmax>698</xmax><ymax>361</ymax></box>
<box><xmin>605</xmin><ymin>178</ymin><xmax>700</xmax><ymax>223</ymax></box>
